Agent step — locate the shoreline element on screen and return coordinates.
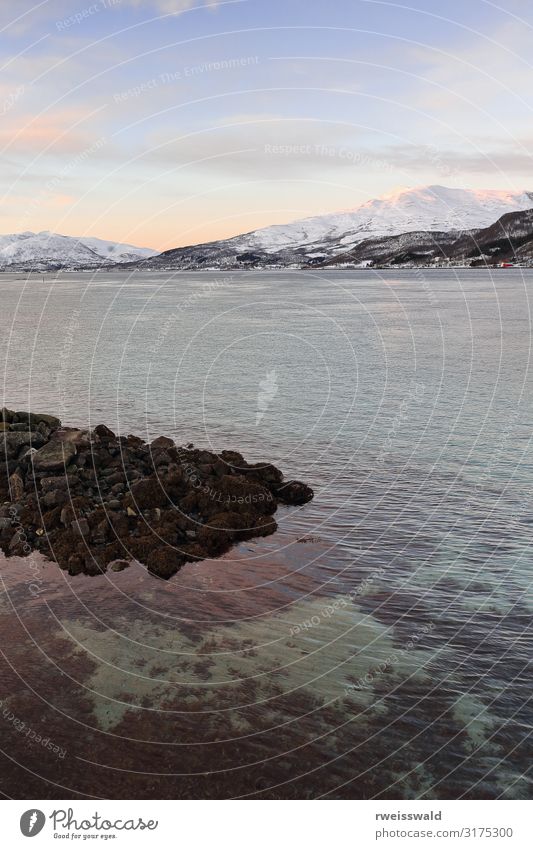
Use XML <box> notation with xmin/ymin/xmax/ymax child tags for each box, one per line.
<box><xmin>0</xmin><ymin>409</ymin><xmax>313</xmax><ymax>580</ymax></box>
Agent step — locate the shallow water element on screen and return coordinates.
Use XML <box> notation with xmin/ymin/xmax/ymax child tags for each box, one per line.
<box><xmin>0</xmin><ymin>268</ymin><xmax>531</xmax><ymax>798</ymax></box>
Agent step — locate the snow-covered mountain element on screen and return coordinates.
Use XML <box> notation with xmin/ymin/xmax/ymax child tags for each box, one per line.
<box><xmin>0</xmin><ymin>231</ymin><xmax>157</xmax><ymax>270</ymax></box>
<box><xmin>240</xmin><ymin>185</ymin><xmax>533</xmax><ymax>255</ymax></box>
<box><xmin>2</xmin><ymin>186</ymin><xmax>532</xmax><ymax>271</ymax></box>
<box><xmin>319</xmin><ymin>208</ymin><xmax>533</xmax><ymax>268</ymax></box>
<box><xmin>135</xmin><ymin>185</ymin><xmax>533</xmax><ymax>270</ymax></box>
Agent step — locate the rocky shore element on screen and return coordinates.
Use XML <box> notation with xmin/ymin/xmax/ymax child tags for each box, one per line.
<box><xmin>0</xmin><ymin>409</ymin><xmax>313</xmax><ymax>579</ymax></box>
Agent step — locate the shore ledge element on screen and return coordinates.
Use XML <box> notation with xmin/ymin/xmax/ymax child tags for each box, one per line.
<box><xmin>0</xmin><ymin>408</ymin><xmax>313</xmax><ymax>579</ymax></box>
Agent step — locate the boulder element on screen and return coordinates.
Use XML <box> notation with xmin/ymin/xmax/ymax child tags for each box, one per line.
<box><xmin>0</xmin><ymin>407</ymin><xmax>15</xmax><ymax>423</ymax></box>
<box><xmin>14</xmin><ymin>411</ymin><xmax>61</xmax><ymax>430</ymax></box>
<box><xmin>272</xmin><ymin>480</ymin><xmax>314</xmax><ymax>505</ymax></box>
<box><xmin>146</xmin><ymin>547</ymin><xmax>184</xmax><ymax>579</ymax></box>
<box><xmin>218</xmin><ymin>474</ymin><xmax>276</xmax><ymax>515</ymax></box>
<box><xmin>124</xmin><ymin>477</ymin><xmax>167</xmax><ymax>510</ymax></box>
<box><xmin>1</xmin><ymin>431</ymin><xmax>45</xmax><ymax>458</ymax></box>
<box><xmin>0</xmin><ymin>412</ymin><xmax>314</xmax><ymax>580</ymax></box>
<box><xmin>150</xmin><ymin>435</ymin><xmax>175</xmax><ymax>450</ymax></box>
<box><xmin>8</xmin><ymin>470</ymin><xmax>25</xmax><ymax>501</ymax></box>
<box><xmin>51</xmin><ymin>428</ymin><xmax>91</xmax><ymax>448</ymax></box>
<box><xmin>32</xmin><ymin>439</ymin><xmax>76</xmax><ymax>472</ymax></box>
<box><xmin>109</xmin><ymin>559</ymin><xmax>130</xmax><ymax>572</ymax></box>
<box><xmin>93</xmin><ymin>424</ymin><xmax>116</xmax><ymax>440</ymax></box>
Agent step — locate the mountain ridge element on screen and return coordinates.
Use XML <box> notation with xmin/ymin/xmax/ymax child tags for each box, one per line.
<box><xmin>0</xmin><ymin>230</ymin><xmax>157</xmax><ymax>271</ymax></box>
<box><xmin>2</xmin><ymin>186</ymin><xmax>533</xmax><ymax>271</ymax></box>
<box><xmin>130</xmin><ymin>185</ymin><xmax>533</xmax><ymax>271</ymax></box>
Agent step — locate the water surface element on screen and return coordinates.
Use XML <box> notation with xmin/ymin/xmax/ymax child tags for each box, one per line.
<box><xmin>0</xmin><ymin>269</ymin><xmax>531</xmax><ymax>798</ymax></box>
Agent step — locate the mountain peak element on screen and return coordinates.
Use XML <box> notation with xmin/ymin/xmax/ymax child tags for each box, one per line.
<box><xmin>0</xmin><ymin>231</ymin><xmax>158</xmax><ymax>270</ymax></box>
<box><xmin>137</xmin><ymin>184</ymin><xmax>533</xmax><ymax>270</ymax></box>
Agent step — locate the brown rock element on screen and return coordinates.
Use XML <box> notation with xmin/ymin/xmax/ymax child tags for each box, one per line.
<box><xmin>32</xmin><ymin>439</ymin><xmax>76</xmax><ymax>471</ymax></box>
<box><xmin>1</xmin><ymin>431</ymin><xmax>45</xmax><ymax>458</ymax></box>
<box><xmin>0</xmin><ymin>407</ymin><xmax>15</xmax><ymax>423</ymax></box>
<box><xmin>124</xmin><ymin>477</ymin><xmax>167</xmax><ymax>510</ymax></box>
<box><xmin>71</xmin><ymin>518</ymin><xmax>90</xmax><ymax>538</ymax></box>
<box><xmin>94</xmin><ymin>424</ymin><xmax>116</xmax><ymax>440</ymax></box>
<box><xmin>15</xmin><ymin>411</ymin><xmax>61</xmax><ymax>430</ymax></box>
<box><xmin>146</xmin><ymin>547</ymin><xmax>184</xmax><ymax>579</ymax></box>
<box><xmin>272</xmin><ymin>480</ymin><xmax>314</xmax><ymax>505</ymax></box>
<box><xmin>218</xmin><ymin>475</ymin><xmax>276</xmax><ymax>515</ymax></box>
<box><xmin>151</xmin><ymin>435</ymin><xmax>175</xmax><ymax>450</ymax></box>
<box><xmin>109</xmin><ymin>559</ymin><xmax>130</xmax><ymax>572</ymax></box>
<box><xmin>8</xmin><ymin>469</ymin><xmax>25</xmax><ymax>501</ymax></box>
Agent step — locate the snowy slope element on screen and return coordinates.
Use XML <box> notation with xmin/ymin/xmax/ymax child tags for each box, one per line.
<box><xmin>0</xmin><ymin>231</ymin><xmax>157</xmax><ymax>269</ymax></box>
<box><xmin>240</xmin><ymin>185</ymin><xmax>533</xmax><ymax>256</ymax></box>
<box><xmin>138</xmin><ymin>185</ymin><xmax>533</xmax><ymax>270</ymax></box>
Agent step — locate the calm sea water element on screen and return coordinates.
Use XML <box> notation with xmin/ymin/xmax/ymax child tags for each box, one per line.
<box><xmin>0</xmin><ymin>269</ymin><xmax>531</xmax><ymax>799</ymax></box>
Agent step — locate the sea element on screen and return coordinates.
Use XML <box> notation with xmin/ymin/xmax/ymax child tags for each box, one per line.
<box><xmin>0</xmin><ymin>268</ymin><xmax>531</xmax><ymax>799</ymax></box>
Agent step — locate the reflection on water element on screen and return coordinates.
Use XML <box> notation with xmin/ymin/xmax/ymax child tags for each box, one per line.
<box><xmin>0</xmin><ymin>269</ymin><xmax>531</xmax><ymax>798</ymax></box>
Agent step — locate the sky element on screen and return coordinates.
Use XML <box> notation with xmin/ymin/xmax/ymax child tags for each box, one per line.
<box><xmin>1</xmin><ymin>0</ymin><xmax>533</xmax><ymax>250</ymax></box>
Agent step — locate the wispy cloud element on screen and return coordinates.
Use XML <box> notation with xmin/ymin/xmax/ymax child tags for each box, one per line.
<box><xmin>122</xmin><ymin>0</ymin><xmax>220</xmax><ymax>13</ymax></box>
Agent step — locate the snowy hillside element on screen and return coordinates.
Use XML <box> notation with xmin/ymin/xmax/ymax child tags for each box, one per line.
<box><xmin>239</xmin><ymin>185</ymin><xmax>533</xmax><ymax>256</ymax></box>
<box><xmin>0</xmin><ymin>231</ymin><xmax>157</xmax><ymax>270</ymax></box>
<box><xmin>136</xmin><ymin>185</ymin><xmax>533</xmax><ymax>270</ymax></box>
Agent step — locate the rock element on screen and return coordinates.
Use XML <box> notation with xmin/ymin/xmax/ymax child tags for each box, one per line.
<box><xmin>0</xmin><ymin>459</ymin><xmax>20</xmax><ymax>477</ymax></box>
<box><xmin>0</xmin><ymin>407</ymin><xmax>15</xmax><ymax>423</ymax></box>
<box><xmin>0</xmin><ymin>410</ymin><xmax>314</xmax><ymax>580</ymax></box>
<box><xmin>41</xmin><ymin>490</ymin><xmax>66</xmax><ymax>509</ymax></box>
<box><xmin>219</xmin><ymin>449</ymin><xmax>245</xmax><ymax>470</ymax></box>
<box><xmin>40</xmin><ymin>474</ymin><xmax>77</xmax><ymax>492</ymax></box>
<box><xmin>14</xmin><ymin>411</ymin><xmax>61</xmax><ymax>430</ymax></box>
<box><xmin>272</xmin><ymin>480</ymin><xmax>314</xmax><ymax>505</ymax></box>
<box><xmin>218</xmin><ymin>475</ymin><xmax>276</xmax><ymax>515</ymax></box>
<box><xmin>94</xmin><ymin>424</ymin><xmax>116</xmax><ymax>440</ymax></box>
<box><xmin>124</xmin><ymin>477</ymin><xmax>167</xmax><ymax>510</ymax></box>
<box><xmin>146</xmin><ymin>547</ymin><xmax>184</xmax><ymax>579</ymax></box>
<box><xmin>109</xmin><ymin>559</ymin><xmax>130</xmax><ymax>572</ymax></box>
<box><xmin>153</xmin><ymin>450</ymin><xmax>172</xmax><ymax>467</ymax></box>
<box><xmin>52</xmin><ymin>428</ymin><xmax>91</xmax><ymax>449</ymax></box>
<box><xmin>150</xmin><ymin>436</ymin><xmax>175</xmax><ymax>450</ymax></box>
<box><xmin>1</xmin><ymin>431</ymin><xmax>45</xmax><ymax>458</ymax></box>
<box><xmin>105</xmin><ymin>471</ymin><xmax>125</xmax><ymax>485</ymax></box>
<box><xmin>32</xmin><ymin>439</ymin><xmax>76</xmax><ymax>471</ymax></box>
<box><xmin>8</xmin><ymin>470</ymin><xmax>25</xmax><ymax>501</ymax></box>
<box><xmin>9</xmin><ymin>530</ymin><xmax>25</xmax><ymax>552</ymax></box>
<box><xmin>68</xmin><ymin>555</ymin><xmax>84</xmax><ymax>576</ymax></box>
<box><xmin>18</xmin><ymin>446</ymin><xmax>38</xmax><ymax>461</ymax></box>
<box><xmin>246</xmin><ymin>462</ymin><xmax>284</xmax><ymax>486</ymax></box>
<box><xmin>0</xmin><ymin>422</ymin><xmax>10</xmax><ymax>432</ymax></box>
<box><xmin>71</xmin><ymin>518</ymin><xmax>90</xmax><ymax>538</ymax></box>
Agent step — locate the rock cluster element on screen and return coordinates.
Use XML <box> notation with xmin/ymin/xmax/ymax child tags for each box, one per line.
<box><xmin>0</xmin><ymin>408</ymin><xmax>313</xmax><ymax>579</ymax></box>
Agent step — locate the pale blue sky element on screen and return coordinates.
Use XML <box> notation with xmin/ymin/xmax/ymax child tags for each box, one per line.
<box><xmin>1</xmin><ymin>0</ymin><xmax>532</xmax><ymax>248</ymax></box>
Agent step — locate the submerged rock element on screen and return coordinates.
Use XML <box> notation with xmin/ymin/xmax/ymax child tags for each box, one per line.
<box><xmin>0</xmin><ymin>410</ymin><xmax>314</xmax><ymax>581</ymax></box>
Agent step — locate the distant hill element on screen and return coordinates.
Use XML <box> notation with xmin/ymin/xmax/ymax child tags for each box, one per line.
<box><xmin>0</xmin><ymin>231</ymin><xmax>157</xmax><ymax>271</ymax></box>
<box><xmin>130</xmin><ymin>185</ymin><xmax>533</xmax><ymax>271</ymax></box>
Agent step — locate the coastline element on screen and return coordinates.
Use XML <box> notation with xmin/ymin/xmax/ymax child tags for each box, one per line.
<box><xmin>1</xmin><ymin>409</ymin><xmax>313</xmax><ymax>580</ymax></box>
